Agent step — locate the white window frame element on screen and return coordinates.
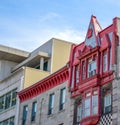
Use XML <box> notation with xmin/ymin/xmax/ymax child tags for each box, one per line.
<box><xmin>92</xmin><ymin>95</ymin><xmax>98</xmax><ymax>115</ymax></box>
<box><xmin>84</xmin><ymin>98</ymin><xmax>90</xmax><ymax>117</ymax></box>
<box><xmin>104</xmin><ymin>94</ymin><xmax>111</xmax><ymax>114</ymax></box>
<box><xmin>103</xmin><ymin>53</ymin><xmax>107</xmax><ymax>71</ymax></box>
<box><xmin>88</xmin><ymin>59</ymin><xmax>96</xmax><ymax>78</ymax></box>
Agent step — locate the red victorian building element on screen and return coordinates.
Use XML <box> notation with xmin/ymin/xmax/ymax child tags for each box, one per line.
<box><xmin>68</xmin><ymin>15</ymin><xmax>120</xmax><ymax>125</ymax></box>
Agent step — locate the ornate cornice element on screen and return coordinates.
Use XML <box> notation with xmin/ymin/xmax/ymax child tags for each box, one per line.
<box><xmin>18</xmin><ymin>66</ymin><xmax>69</xmax><ymax>102</ymax></box>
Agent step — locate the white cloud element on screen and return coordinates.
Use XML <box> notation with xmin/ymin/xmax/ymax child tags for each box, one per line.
<box><xmin>39</xmin><ymin>12</ymin><xmax>60</xmax><ymax>22</ymax></box>
<box><xmin>54</xmin><ymin>29</ymin><xmax>85</xmax><ymax>43</ymax></box>
<box><xmin>0</xmin><ymin>28</ymin><xmax>86</xmax><ymax>51</ymax></box>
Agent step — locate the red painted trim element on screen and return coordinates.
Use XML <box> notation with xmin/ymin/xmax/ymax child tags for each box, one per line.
<box><xmin>18</xmin><ymin>66</ymin><xmax>69</xmax><ymax>102</ymax></box>
<box><xmin>80</xmin><ymin>115</ymin><xmax>99</xmax><ymax>125</ymax></box>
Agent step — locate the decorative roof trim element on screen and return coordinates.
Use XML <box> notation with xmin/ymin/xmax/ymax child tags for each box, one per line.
<box><xmin>18</xmin><ymin>66</ymin><xmax>69</xmax><ymax>102</ymax></box>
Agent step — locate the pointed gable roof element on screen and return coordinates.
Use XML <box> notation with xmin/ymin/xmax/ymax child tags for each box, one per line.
<box><xmin>85</xmin><ymin>15</ymin><xmax>102</xmax><ymax>48</ymax></box>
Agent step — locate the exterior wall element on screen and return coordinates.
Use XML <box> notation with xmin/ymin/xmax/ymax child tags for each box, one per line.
<box><xmin>52</xmin><ymin>38</ymin><xmax>72</xmax><ymax>73</ymax></box>
<box><xmin>117</xmin><ymin>18</ymin><xmax>120</xmax><ymax>42</ymax></box>
<box><xmin>67</xmin><ymin>16</ymin><xmax>115</xmax><ymax>125</ymax></box>
<box><xmin>18</xmin><ymin>81</ymin><xmax>74</xmax><ymax>125</ymax></box>
<box><xmin>0</xmin><ymin>69</ymin><xmax>24</xmax><ymax>124</ymax></box>
<box><xmin>0</xmin><ymin>60</ymin><xmax>18</xmax><ymax>81</ymax></box>
<box><xmin>112</xmin><ymin>21</ymin><xmax>120</xmax><ymax>124</ymax></box>
<box><xmin>24</xmin><ymin>67</ymin><xmax>50</xmax><ymax>89</ymax></box>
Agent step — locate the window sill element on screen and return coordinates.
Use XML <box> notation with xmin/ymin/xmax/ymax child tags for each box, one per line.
<box><xmin>31</xmin><ymin>121</ymin><xmax>36</xmax><ymax>124</ymax></box>
<box><xmin>102</xmin><ymin>70</ymin><xmax>113</xmax><ymax>78</ymax></box>
<box><xmin>47</xmin><ymin>113</ymin><xmax>54</xmax><ymax>118</ymax></box>
<box><xmin>58</xmin><ymin>109</ymin><xmax>65</xmax><ymax>114</ymax></box>
<box><xmin>80</xmin><ymin>74</ymin><xmax>99</xmax><ymax>84</ymax></box>
<box><xmin>0</xmin><ymin>105</ymin><xmax>16</xmax><ymax>114</ymax></box>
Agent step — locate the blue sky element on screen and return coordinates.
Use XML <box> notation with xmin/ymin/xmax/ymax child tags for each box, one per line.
<box><xmin>0</xmin><ymin>0</ymin><xmax>120</xmax><ymax>51</ymax></box>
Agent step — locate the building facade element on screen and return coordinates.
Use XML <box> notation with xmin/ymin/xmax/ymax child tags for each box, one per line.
<box><xmin>68</xmin><ymin>15</ymin><xmax>120</xmax><ymax>125</ymax></box>
<box><xmin>0</xmin><ymin>38</ymin><xmax>72</xmax><ymax>125</ymax></box>
<box><xmin>18</xmin><ymin>66</ymin><xmax>74</xmax><ymax>125</ymax></box>
<box><xmin>1</xmin><ymin>15</ymin><xmax>120</xmax><ymax>125</ymax></box>
<box><xmin>18</xmin><ymin>15</ymin><xmax>120</xmax><ymax>125</ymax></box>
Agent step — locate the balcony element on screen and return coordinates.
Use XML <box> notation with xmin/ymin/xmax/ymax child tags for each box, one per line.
<box><xmin>24</xmin><ymin>67</ymin><xmax>50</xmax><ymax>88</ymax></box>
<box><xmin>78</xmin><ymin>74</ymin><xmax>100</xmax><ymax>93</ymax></box>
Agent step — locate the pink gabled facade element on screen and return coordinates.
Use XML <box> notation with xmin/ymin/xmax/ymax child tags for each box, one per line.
<box><xmin>68</xmin><ymin>15</ymin><xmax>120</xmax><ymax>125</ymax></box>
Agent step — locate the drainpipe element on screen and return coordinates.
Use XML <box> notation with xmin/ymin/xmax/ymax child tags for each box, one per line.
<box><xmin>39</xmin><ymin>98</ymin><xmax>44</xmax><ymax>125</ymax></box>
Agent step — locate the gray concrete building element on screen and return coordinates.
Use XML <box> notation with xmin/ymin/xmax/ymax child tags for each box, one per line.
<box><xmin>0</xmin><ymin>38</ymin><xmax>72</xmax><ymax>125</ymax></box>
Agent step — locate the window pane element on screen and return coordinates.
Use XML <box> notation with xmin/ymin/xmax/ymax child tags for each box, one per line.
<box><xmin>82</xmin><ymin>63</ymin><xmax>85</xmax><ymax>80</ymax></box>
<box><xmin>103</xmin><ymin>54</ymin><xmax>107</xmax><ymax>71</ymax></box>
<box><xmin>88</xmin><ymin>60</ymin><xmax>96</xmax><ymax>78</ymax></box>
<box><xmin>0</xmin><ymin>96</ymin><xmax>4</xmax><ymax>112</ymax></box>
<box><xmin>59</xmin><ymin>88</ymin><xmax>66</xmax><ymax>110</ymax></box>
<box><xmin>22</xmin><ymin>106</ymin><xmax>28</xmax><ymax>125</ymax></box>
<box><xmin>48</xmin><ymin>94</ymin><xmax>54</xmax><ymax>115</ymax></box>
<box><xmin>77</xmin><ymin>105</ymin><xmax>82</xmax><ymax>122</ymax></box>
<box><xmin>71</xmin><ymin>67</ymin><xmax>75</xmax><ymax>88</ymax></box>
<box><xmin>5</xmin><ymin>92</ymin><xmax>11</xmax><ymax>109</ymax></box>
<box><xmin>84</xmin><ymin>98</ymin><xmax>90</xmax><ymax>117</ymax></box>
<box><xmin>76</xmin><ymin>65</ymin><xmax>79</xmax><ymax>83</ymax></box>
<box><xmin>104</xmin><ymin>94</ymin><xmax>111</xmax><ymax>114</ymax></box>
<box><xmin>0</xmin><ymin>117</ymin><xmax>14</xmax><ymax>125</ymax></box>
<box><xmin>11</xmin><ymin>90</ymin><xmax>17</xmax><ymax>106</ymax></box>
<box><xmin>43</xmin><ymin>59</ymin><xmax>48</xmax><ymax>71</ymax></box>
<box><xmin>9</xmin><ymin>117</ymin><xmax>14</xmax><ymax>125</ymax></box>
<box><xmin>92</xmin><ymin>95</ymin><xmax>98</xmax><ymax>115</ymax></box>
<box><xmin>31</xmin><ymin>102</ymin><xmax>37</xmax><ymax>122</ymax></box>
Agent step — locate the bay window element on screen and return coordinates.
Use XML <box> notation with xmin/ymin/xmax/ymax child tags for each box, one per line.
<box><xmin>83</xmin><ymin>88</ymin><xmax>99</xmax><ymax>118</ymax></box>
<box><xmin>109</xmin><ymin>48</ymin><xmax>112</xmax><ymax>70</ymax></box>
<box><xmin>88</xmin><ymin>59</ymin><xmax>96</xmax><ymax>78</ymax></box>
<box><xmin>74</xmin><ymin>88</ymin><xmax>99</xmax><ymax>124</ymax></box>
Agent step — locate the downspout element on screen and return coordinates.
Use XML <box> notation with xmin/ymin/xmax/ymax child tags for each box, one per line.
<box><xmin>39</xmin><ymin>98</ymin><xmax>44</xmax><ymax>125</ymax></box>
<box><xmin>15</xmin><ymin>67</ymin><xmax>25</xmax><ymax>125</ymax></box>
